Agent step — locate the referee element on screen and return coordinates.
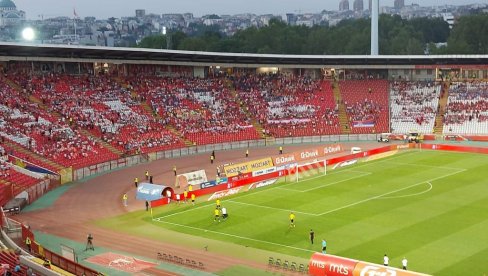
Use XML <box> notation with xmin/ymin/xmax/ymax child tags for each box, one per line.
<box><xmin>309</xmin><ymin>229</ymin><xmax>315</xmax><ymax>244</ymax></box>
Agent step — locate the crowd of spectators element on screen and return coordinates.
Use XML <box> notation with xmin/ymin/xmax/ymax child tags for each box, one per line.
<box><xmin>444</xmin><ymin>81</ymin><xmax>488</xmax><ymax>133</ymax></box>
<box><xmin>390</xmin><ymin>81</ymin><xmax>441</xmax><ymax>134</ymax></box>
<box><xmin>26</xmin><ymin>73</ymin><xmax>183</xmax><ymax>154</ymax></box>
<box><xmin>131</xmin><ymin>75</ymin><xmax>259</xmax><ymax>144</ymax></box>
<box><xmin>234</xmin><ymin>73</ymin><xmax>340</xmax><ymax>137</ymax></box>
<box><xmin>0</xmin><ymin>158</ymin><xmax>11</xmax><ymax>178</ymax></box>
<box><xmin>339</xmin><ymin>80</ymin><xmax>389</xmax><ymax>134</ymax></box>
<box><xmin>9</xmin><ymin>64</ymin><xmax>488</xmax><ymax>171</ymax></box>
<box><xmin>0</xmin><ymin>74</ymin><xmax>118</xmax><ymax>168</ymax></box>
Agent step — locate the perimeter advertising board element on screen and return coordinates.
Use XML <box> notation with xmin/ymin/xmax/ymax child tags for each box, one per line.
<box><xmin>293</xmin><ymin>144</ymin><xmax>344</xmax><ymax>162</ymax></box>
<box><xmin>309</xmin><ymin>253</ymin><xmax>430</xmax><ymax>276</ymax></box>
<box><xmin>309</xmin><ymin>253</ymin><xmax>356</xmax><ymax>276</ymax></box>
<box><xmin>223</xmin><ymin>157</ymin><xmax>274</xmax><ymax>177</ymax></box>
<box><xmin>175</xmin><ymin>169</ymin><xmax>208</xmax><ymax>188</ymax></box>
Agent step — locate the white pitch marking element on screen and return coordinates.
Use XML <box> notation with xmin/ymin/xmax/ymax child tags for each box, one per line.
<box><xmin>226</xmin><ymin>200</ymin><xmax>319</xmax><ymax>216</ymax></box>
<box><xmin>388</xmin><ymin>162</ymin><xmax>466</xmax><ymax>171</ymax></box>
<box><xmin>301</xmin><ymin>172</ymin><xmax>372</xmax><ymax>193</ymax></box>
<box><xmin>153</xmin><ymin>219</ymin><xmax>316</xmax><ymax>253</ymax></box>
<box><xmin>379</xmin><ymin>181</ymin><xmax>433</xmax><ymax>199</ymax></box>
<box><xmin>261</xmin><ymin>150</ymin><xmax>419</xmax><ymax>194</ymax></box>
<box><xmin>155</xmin><ymin>151</ymin><xmax>423</xmax><ymax>219</ymax></box>
<box><xmin>317</xmin><ymin>169</ymin><xmax>466</xmax><ymax>216</ymax></box>
<box><xmin>156</xmin><ymin>202</ymin><xmax>215</xmax><ymax>219</ymax></box>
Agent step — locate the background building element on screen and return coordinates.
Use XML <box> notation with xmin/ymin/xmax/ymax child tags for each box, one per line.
<box><xmin>339</xmin><ymin>0</ymin><xmax>350</xmax><ymax>11</ymax></box>
<box><xmin>394</xmin><ymin>0</ymin><xmax>405</xmax><ymax>10</ymax></box>
<box><xmin>354</xmin><ymin>0</ymin><xmax>364</xmax><ymax>12</ymax></box>
<box><xmin>0</xmin><ymin>0</ymin><xmax>25</xmax><ymax>27</ymax></box>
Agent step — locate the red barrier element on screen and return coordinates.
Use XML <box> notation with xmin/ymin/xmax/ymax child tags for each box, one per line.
<box><xmin>421</xmin><ymin>143</ymin><xmax>488</xmax><ymax>154</ymax></box>
<box><xmin>353</xmin><ymin>261</ymin><xmax>428</xmax><ymax>276</ymax></box>
<box><xmin>309</xmin><ymin>253</ymin><xmax>430</xmax><ymax>276</ymax></box>
<box><xmin>309</xmin><ymin>253</ymin><xmax>357</xmax><ymax>276</ymax></box>
<box><xmin>151</xmin><ymin>183</ymin><xmax>228</xmax><ymax>207</ymax></box>
<box><xmin>326</xmin><ymin>146</ymin><xmax>391</xmax><ymax>166</ymax></box>
<box><xmin>294</xmin><ymin>144</ymin><xmax>343</xmax><ymax>162</ymax></box>
<box><xmin>423</xmin><ymin>134</ymin><xmax>436</xmax><ymax>141</ymax></box>
<box><xmin>465</xmin><ymin>135</ymin><xmax>488</xmax><ymax>142</ymax></box>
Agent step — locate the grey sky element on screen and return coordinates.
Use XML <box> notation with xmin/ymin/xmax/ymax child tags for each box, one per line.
<box><xmin>14</xmin><ymin>0</ymin><xmax>486</xmax><ymax>19</ymax></box>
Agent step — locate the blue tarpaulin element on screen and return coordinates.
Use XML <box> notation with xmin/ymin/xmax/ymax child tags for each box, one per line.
<box><xmin>136</xmin><ymin>183</ymin><xmax>172</xmax><ymax>201</ymax></box>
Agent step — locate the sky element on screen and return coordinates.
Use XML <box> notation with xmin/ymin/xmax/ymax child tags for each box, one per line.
<box><xmin>13</xmin><ymin>0</ymin><xmax>487</xmax><ymax>20</ymax></box>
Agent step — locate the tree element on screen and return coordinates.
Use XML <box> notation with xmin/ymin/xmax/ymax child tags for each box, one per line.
<box><xmin>138</xmin><ymin>35</ymin><xmax>166</xmax><ymax>49</ymax></box>
<box><xmin>445</xmin><ymin>14</ymin><xmax>488</xmax><ymax>54</ymax></box>
<box><xmin>134</xmin><ymin>14</ymin><xmax>488</xmax><ymax>55</ymax></box>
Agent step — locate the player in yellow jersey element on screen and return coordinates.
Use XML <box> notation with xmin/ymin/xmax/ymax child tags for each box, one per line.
<box><xmin>183</xmin><ymin>190</ymin><xmax>188</xmax><ymax>203</ymax></box>
<box><xmin>216</xmin><ymin>199</ymin><xmax>221</xmax><ymax>209</ymax></box>
<box><xmin>289</xmin><ymin>212</ymin><xmax>296</xmax><ymax>228</ymax></box>
<box><xmin>191</xmin><ymin>193</ymin><xmax>196</xmax><ymax>205</ymax></box>
<box><xmin>214</xmin><ymin>207</ymin><xmax>221</xmax><ymax>222</ymax></box>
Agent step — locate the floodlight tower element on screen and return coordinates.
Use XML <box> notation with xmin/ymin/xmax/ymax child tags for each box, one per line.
<box><xmin>371</xmin><ymin>0</ymin><xmax>379</xmax><ymax>55</ymax></box>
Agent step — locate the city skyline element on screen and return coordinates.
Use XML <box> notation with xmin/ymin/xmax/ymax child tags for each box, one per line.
<box><xmin>13</xmin><ymin>0</ymin><xmax>486</xmax><ymax>19</ymax></box>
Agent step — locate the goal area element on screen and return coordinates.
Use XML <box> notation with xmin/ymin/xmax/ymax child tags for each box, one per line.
<box><xmin>288</xmin><ymin>160</ymin><xmax>327</xmax><ymax>182</ymax></box>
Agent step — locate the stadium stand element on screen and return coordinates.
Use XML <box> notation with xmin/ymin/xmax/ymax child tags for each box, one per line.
<box><xmin>0</xmin><ymin>160</ymin><xmax>39</xmax><ymax>190</ymax></box>
<box><xmin>443</xmin><ymin>81</ymin><xmax>488</xmax><ymax>134</ymax></box>
<box><xmin>339</xmin><ymin>80</ymin><xmax>389</xmax><ymax>134</ymax></box>
<box><xmin>3</xmin><ymin>65</ymin><xmax>488</xmax><ymax>173</ymax></box>
<box><xmin>0</xmin><ymin>249</ymin><xmax>26</xmax><ymax>276</ymax></box>
<box><xmin>131</xmin><ymin>75</ymin><xmax>260</xmax><ymax>144</ymax></box>
<box><xmin>1</xmin><ymin>75</ymin><xmax>117</xmax><ymax>169</ymax></box>
<box><xmin>390</xmin><ymin>81</ymin><xmax>441</xmax><ymax>134</ymax></box>
<box><xmin>234</xmin><ymin>74</ymin><xmax>340</xmax><ymax>137</ymax></box>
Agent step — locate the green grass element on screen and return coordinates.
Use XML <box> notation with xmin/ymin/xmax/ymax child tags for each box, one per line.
<box><xmin>215</xmin><ymin>265</ymin><xmax>276</xmax><ymax>276</ymax></box>
<box><xmin>99</xmin><ymin>150</ymin><xmax>488</xmax><ymax>276</ymax></box>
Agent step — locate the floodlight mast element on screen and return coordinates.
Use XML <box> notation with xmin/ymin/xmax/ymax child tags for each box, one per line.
<box><xmin>371</xmin><ymin>0</ymin><xmax>379</xmax><ymax>55</ymax></box>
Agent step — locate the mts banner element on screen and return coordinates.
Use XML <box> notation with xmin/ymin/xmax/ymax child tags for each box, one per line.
<box><xmin>309</xmin><ymin>253</ymin><xmax>430</xmax><ymax>276</ymax></box>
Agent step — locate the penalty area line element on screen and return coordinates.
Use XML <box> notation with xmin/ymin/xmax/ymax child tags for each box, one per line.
<box><xmin>155</xmin><ymin>202</ymin><xmax>215</xmax><ymax>220</ymax></box>
<box><xmin>317</xmin><ymin>168</ymin><xmax>466</xmax><ymax>216</ymax></box>
<box><xmin>378</xmin><ymin>181</ymin><xmax>433</xmax><ymax>199</ymax></box>
<box><xmin>301</xmin><ymin>172</ymin><xmax>372</xmax><ymax>193</ymax></box>
<box><xmin>152</xmin><ymin>219</ymin><xmax>315</xmax><ymax>254</ymax></box>
<box><xmin>227</xmin><ymin>200</ymin><xmax>319</xmax><ymax>216</ymax></box>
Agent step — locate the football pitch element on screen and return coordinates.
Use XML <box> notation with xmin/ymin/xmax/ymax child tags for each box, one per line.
<box><xmin>146</xmin><ymin>150</ymin><xmax>488</xmax><ymax>275</ymax></box>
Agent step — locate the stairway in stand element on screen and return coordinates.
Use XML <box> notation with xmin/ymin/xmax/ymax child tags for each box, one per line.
<box><xmin>79</xmin><ymin>129</ymin><xmax>124</xmax><ymax>156</ymax></box>
<box><xmin>226</xmin><ymin>79</ymin><xmax>271</xmax><ymax>139</ymax></box>
<box><xmin>433</xmin><ymin>81</ymin><xmax>451</xmax><ymax>135</ymax></box>
<box><xmin>330</xmin><ymin>80</ymin><xmax>350</xmax><ymax>134</ymax></box>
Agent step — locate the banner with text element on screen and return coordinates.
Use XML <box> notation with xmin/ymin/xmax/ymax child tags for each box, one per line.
<box><xmin>175</xmin><ymin>169</ymin><xmax>208</xmax><ymax>188</ymax></box>
<box><xmin>294</xmin><ymin>144</ymin><xmax>343</xmax><ymax>162</ymax></box>
<box><xmin>309</xmin><ymin>253</ymin><xmax>430</xmax><ymax>276</ymax></box>
<box><xmin>224</xmin><ymin>157</ymin><xmax>274</xmax><ymax>177</ymax></box>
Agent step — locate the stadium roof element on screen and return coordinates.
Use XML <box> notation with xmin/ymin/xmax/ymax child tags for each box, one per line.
<box><xmin>0</xmin><ymin>42</ymin><xmax>487</xmax><ymax>68</ymax></box>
